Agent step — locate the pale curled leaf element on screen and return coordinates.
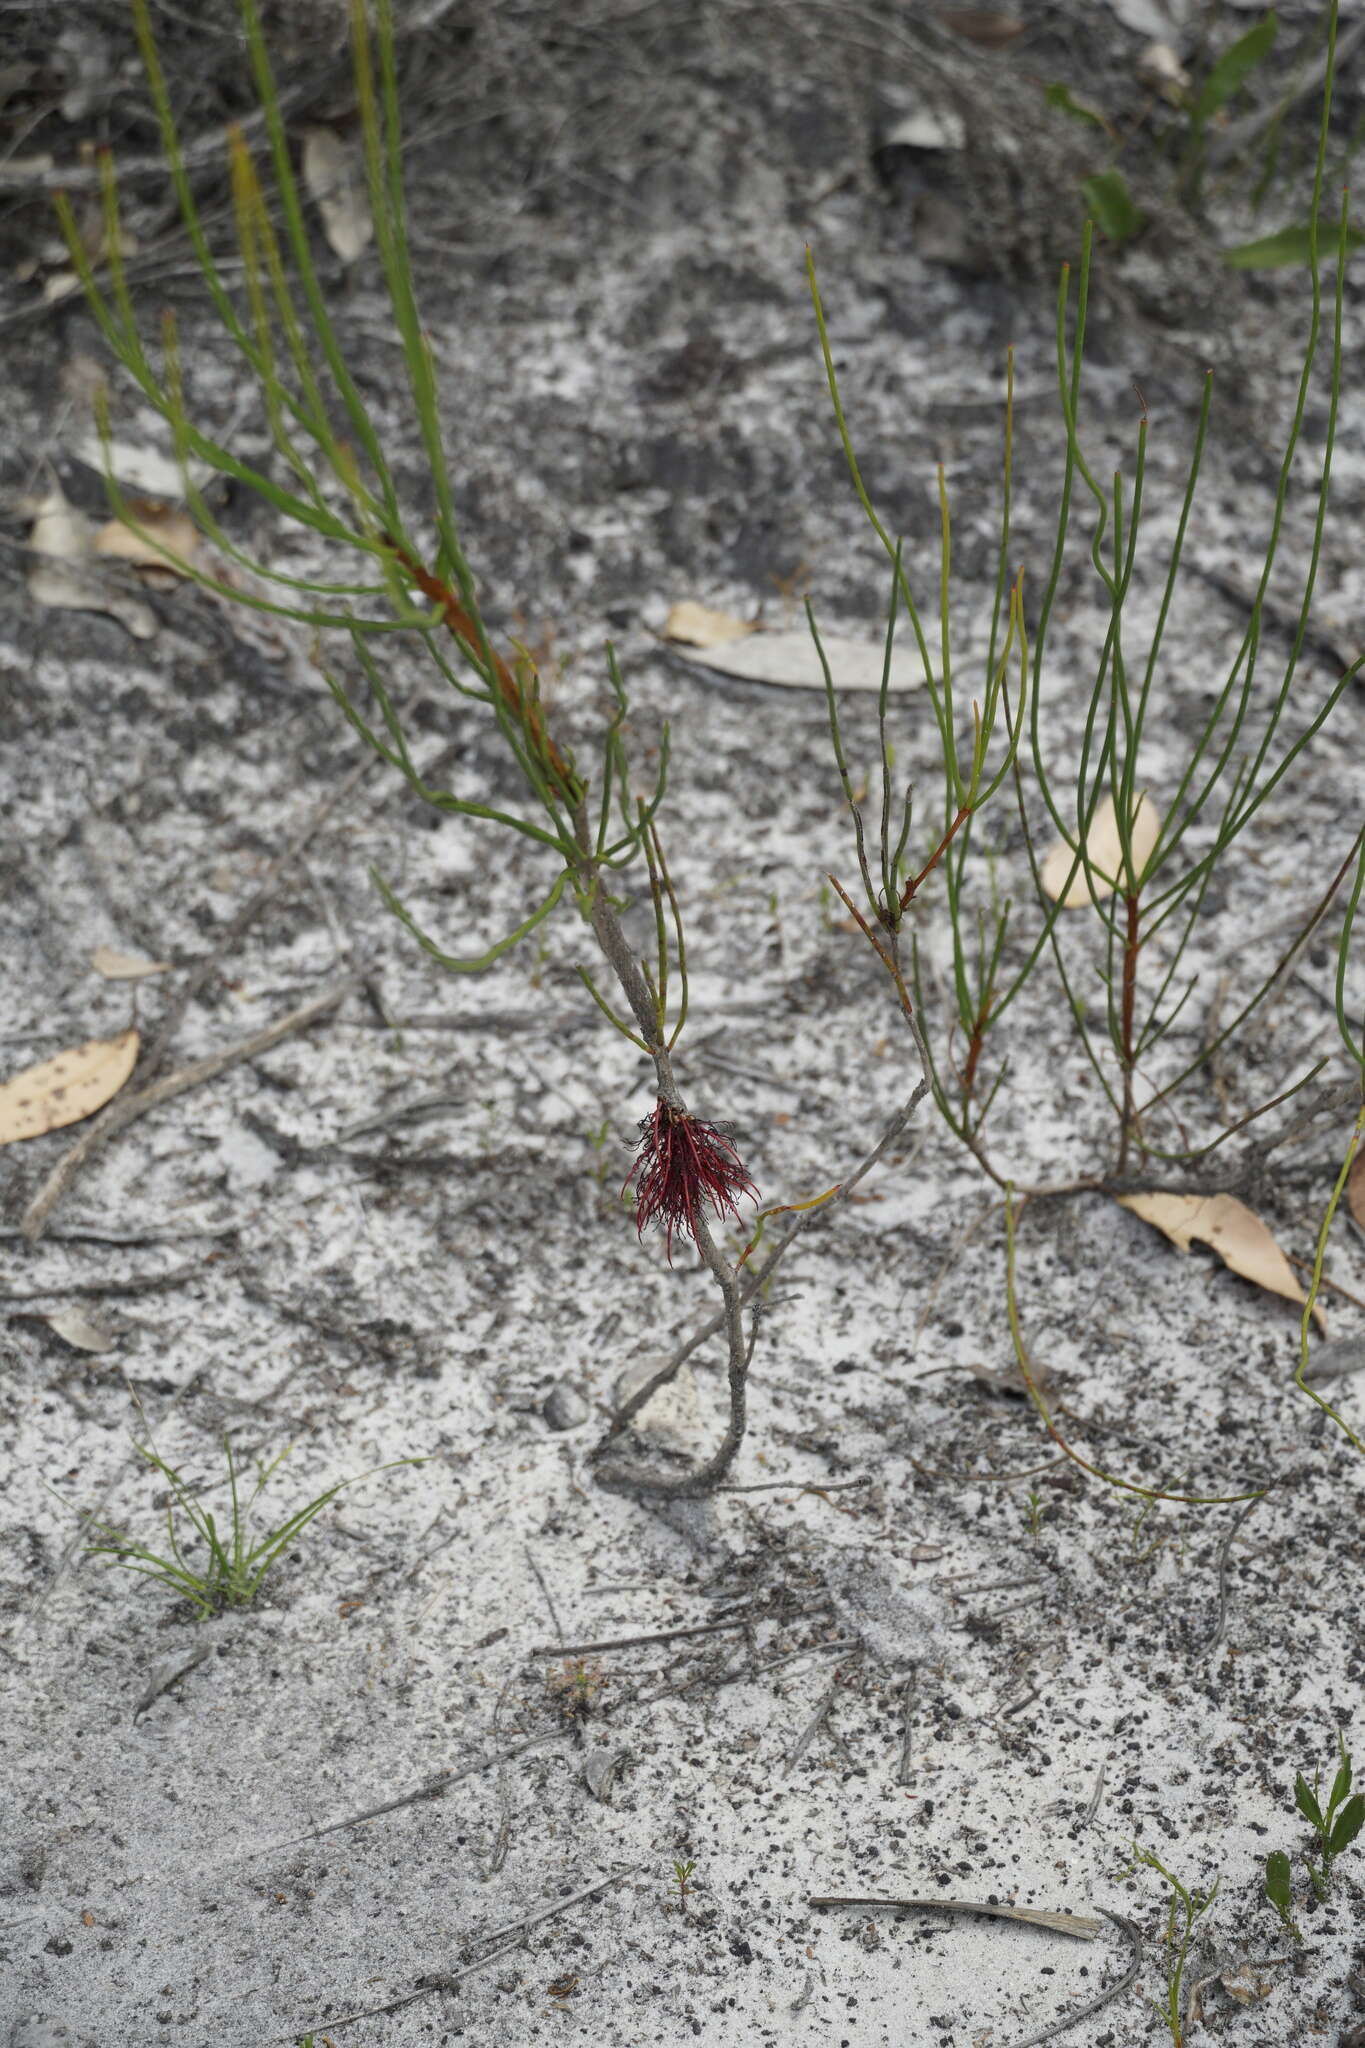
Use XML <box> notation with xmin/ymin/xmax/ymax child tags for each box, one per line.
<box><xmin>1117</xmin><ymin>1191</ymin><xmax>1328</xmax><ymax>1333</ymax></box>
<box><xmin>27</xmin><ymin>481</ymin><xmax>91</xmax><ymax>562</ymax></box>
<box><xmin>26</xmin><ymin>482</ymin><xmax>158</xmax><ymax>639</ymax></box>
<box><xmin>661</xmin><ymin>600</ymin><xmax>756</xmax><ymax>648</ymax></box>
<box><xmin>302</xmin><ymin>125</ymin><xmax>373</xmax><ymax>265</ymax></box>
<box><xmin>71</xmin><ymin>428</ymin><xmax>209</xmax><ymax>499</ymax></box>
<box><xmin>882</xmin><ymin>107</ymin><xmax>967</xmax><ymax>152</ymax></box>
<box><xmin>93</xmin><ymin>503</ymin><xmax>199</xmax><ymax>577</ymax></box>
<box><xmin>1137</xmin><ymin>39</ymin><xmax>1191</xmax><ymax>98</ymax></box>
<box><xmin>1041</xmin><ymin>790</ymin><xmax>1161</xmax><ymax>906</ymax></box>
<box><xmin>670</xmin><ymin>629</ymin><xmax>923</xmax><ymax>694</ymax></box>
<box><xmin>91</xmin><ymin>945</ymin><xmax>171</xmax><ymax>980</ymax></box>
<box><xmin>43</xmin><ymin>1307</ymin><xmax>117</xmax><ymax>1353</ymax></box>
<box><xmin>0</xmin><ymin>1030</ymin><xmax>139</xmax><ymax>1145</ymax></box>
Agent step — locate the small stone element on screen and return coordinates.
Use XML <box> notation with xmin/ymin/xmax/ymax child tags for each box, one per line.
<box><xmin>542</xmin><ymin>1379</ymin><xmax>589</xmax><ymax>1431</ymax></box>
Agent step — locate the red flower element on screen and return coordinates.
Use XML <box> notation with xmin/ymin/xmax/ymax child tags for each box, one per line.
<box><xmin>625</xmin><ymin>1097</ymin><xmax>758</xmax><ymax>1261</ymax></box>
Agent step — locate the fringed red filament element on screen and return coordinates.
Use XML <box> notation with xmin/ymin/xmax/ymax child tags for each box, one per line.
<box><xmin>625</xmin><ymin>1097</ymin><xmax>759</xmax><ymax>1261</ymax></box>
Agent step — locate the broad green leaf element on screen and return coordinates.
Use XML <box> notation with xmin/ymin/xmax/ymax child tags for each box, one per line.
<box><xmin>1294</xmin><ymin>1773</ymin><xmax>1323</xmax><ymax>1828</ymax></box>
<box><xmin>1262</xmin><ymin>1850</ymin><xmax>1293</xmax><ymax>1909</ymax></box>
<box><xmin>1223</xmin><ymin>219</ymin><xmax>1363</xmax><ymax>269</ymax></box>
<box><xmin>1327</xmin><ymin>1749</ymin><xmax>1352</xmax><ymax>1814</ymax></box>
<box><xmin>1195</xmin><ymin>13</ymin><xmax>1277</xmax><ymax>123</ymax></box>
<box><xmin>1328</xmin><ymin>1793</ymin><xmax>1364</xmax><ymax>1857</ymax></box>
<box><xmin>1080</xmin><ymin>170</ymin><xmax>1144</xmax><ymax>245</ymax></box>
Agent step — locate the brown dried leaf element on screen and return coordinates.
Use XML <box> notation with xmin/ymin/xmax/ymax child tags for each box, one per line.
<box><xmin>0</xmin><ymin>1029</ymin><xmax>139</xmax><ymax>1145</ymax></box>
<box><xmin>302</xmin><ymin>125</ymin><xmax>373</xmax><ymax>265</ymax></box>
<box><xmin>91</xmin><ymin>945</ymin><xmax>171</xmax><ymax>981</ymax></box>
<box><xmin>662</xmin><ymin>600</ymin><xmax>756</xmax><ymax>648</ymax></box>
<box><xmin>93</xmin><ymin>502</ymin><xmax>198</xmax><ymax>577</ymax></box>
<box><xmin>1347</xmin><ymin>1147</ymin><xmax>1365</xmax><ymax>1230</ymax></box>
<box><xmin>1117</xmin><ymin>1190</ymin><xmax>1327</xmax><ymax>1333</ymax></box>
<box><xmin>1221</xmin><ymin>1962</ymin><xmax>1275</xmax><ymax>2005</ymax></box>
<box><xmin>1041</xmin><ymin>790</ymin><xmax>1161</xmax><ymax>906</ymax></box>
<box><xmin>937</xmin><ymin>9</ymin><xmax>1028</xmax><ymax>47</ymax></box>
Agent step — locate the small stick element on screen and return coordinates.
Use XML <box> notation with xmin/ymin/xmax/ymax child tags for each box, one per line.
<box><xmin>527</xmin><ymin>1613</ymin><xmax>757</xmax><ymax>1658</ymax></box>
<box><xmin>525</xmin><ymin>1545</ymin><xmax>565</xmax><ymax>1648</ymax></box>
<box><xmin>241</xmin><ymin>1731</ymin><xmax>567</xmax><ymax>1857</ymax></box>
<box><xmin>21</xmin><ymin>974</ymin><xmax>361</xmax><ymax>1241</ymax></box>
<box><xmin>1204</xmin><ymin>1494</ymin><xmax>1264</xmax><ymax>1661</ymax></box>
<box><xmin>787</xmin><ymin>1680</ymin><xmax>840</xmax><ymax>1770</ymax></box>
<box><xmin>716</xmin><ymin>1476</ymin><xmax>871</xmax><ymax>1495</ymax></box>
<box><xmin>897</xmin><ymin>1678</ymin><xmax>915</xmax><ymax>1786</ymax></box>
<box><xmin>809</xmin><ymin>1895</ymin><xmax>1102</xmax><ymax>1939</ymax></box>
<box><xmin>0</xmin><ymin>1261</ymin><xmax>205</xmax><ymax>1303</ymax></box>
<box><xmin>19</xmin><ymin>730</ymin><xmax>379</xmax><ymax>1244</ymax></box>
<box><xmin>287</xmin><ymin>1865</ymin><xmax>637</xmax><ymax>2039</ymax></box>
<box><xmin>1083</xmin><ymin>1761</ymin><xmax>1106</xmax><ymax>1827</ymax></box>
<box><xmin>132</xmin><ymin>1643</ymin><xmax>211</xmax><ymax>1722</ymax></box>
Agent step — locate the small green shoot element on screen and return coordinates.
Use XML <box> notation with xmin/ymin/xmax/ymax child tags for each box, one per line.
<box><xmin>670</xmin><ymin>1858</ymin><xmax>697</xmax><ymax>1916</ymax></box>
<box><xmin>1080</xmin><ymin>168</ymin><xmax>1145</xmax><ymax>245</ymax></box>
<box><xmin>1024</xmin><ymin>1486</ymin><xmax>1045</xmax><ymax>1539</ymax></box>
<box><xmin>1262</xmin><ymin>1849</ymin><xmax>1301</xmax><ymax>1939</ymax></box>
<box><xmin>1122</xmin><ymin>1841</ymin><xmax>1219</xmax><ymax>2048</ymax></box>
<box><xmin>1294</xmin><ymin>1729</ymin><xmax>1364</xmax><ymax>1898</ymax></box>
<box><xmin>73</xmin><ymin>1434</ymin><xmax>418</xmax><ymax>1618</ymax></box>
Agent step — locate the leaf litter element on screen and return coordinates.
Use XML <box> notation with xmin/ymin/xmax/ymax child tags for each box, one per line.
<box><xmin>0</xmin><ymin>1029</ymin><xmax>139</xmax><ymax>1145</ymax></box>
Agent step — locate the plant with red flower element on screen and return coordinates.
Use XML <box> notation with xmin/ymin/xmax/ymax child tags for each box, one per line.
<box><xmin>625</xmin><ymin>1098</ymin><xmax>759</xmax><ymax>1262</ymax></box>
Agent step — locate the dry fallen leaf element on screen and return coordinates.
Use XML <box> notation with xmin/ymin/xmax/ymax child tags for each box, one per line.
<box><xmin>661</xmin><ymin>600</ymin><xmax>756</xmax><ymax>648</ymax></box>
<box><xmin>26</xmin><ymin>482</ymin><xmax>158</xmax><ymax>640</ymax></box>
<box><xmin>936</xmin><ymin>9</ymin><xmax>1028</xmax><ymax>48</ymax></box>
<box><xmin>1137</xmin><ymin>39</ymin><xmax>1192</xmax><ymax>99</ymax></box>
<box><xmin>0</xmin><ymin>1029</ymin><xmax>139</xmax><ymax>1146</ymax></box>
<box><xmin>1041</xmin><ymin>790</ymin><xmax>1161</xmax><ymax>906</ymax></box>
<box><xmin>1221</xmin><ymin>1962</ymin><xmax>1276</xmax><ymax>2006</ymax></box>
<box><xmin>43</xmin><ymin>1307</ymin><xmax>117</xmax><ymax>1353</ymax></box>
<box><xmin>1347</xmin><ymin>1147</ymin><xmax>1365</xmax><ymax>1231</ymax></box>
<box><xmin>882</xmin><ymin>106</ymin><xmax>967</xmax><ymax>152</ymax></box>
<box><xmin>302</xmin><ymin>125</ymin><xmax>373</xmax><ymax>265</ymax></box>
<box><xmin>1117</xmin><ymin>1190</ymin><xmax>1327</xmax><ymax>1333</ymax></box>
<box><xmin>91</xmin><ymin>945</ymin><xmax>171</xmax><ymax>981</ymax></box>
<box><xmin>668</xmin><ymin>628</ymin><xmax>923</xmax><ymax>694</ymax></box>
<box><xmin>93</xmin><ymin>502</ymin><xmax>198</xmax><ymax>578</ymax></box>
<box><xmin>71</xmin><ymin>428</ymin><xmax>207</xmax><ymax>500</ymax></box>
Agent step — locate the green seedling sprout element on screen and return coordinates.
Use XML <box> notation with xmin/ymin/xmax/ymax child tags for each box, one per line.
<box><xmin>1262</xmin><ymin>1849</ymin><xmax>1301</xmax><ymax>1940</ymax></box>
<box><xmin>1294</xmin><ymin>1729</ymin><xmax>1365</xmax><ymax>1899</ymax></box>
<box><xmin>1122</xmin><ymin>1841</ymin><xmax>1220</xmax><ymax>2048</ymax></box>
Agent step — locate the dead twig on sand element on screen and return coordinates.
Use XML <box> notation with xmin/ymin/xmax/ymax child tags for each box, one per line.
<box><xmin>239</xmin><ymin>1731</ymin><xmax>568</xmax><ymax>1860</ymax></box>
<box><xmin>19</xmin><ymin>735</ymin><xmax>378</xmax><ymax>1243</ymax></box>
<box><xmin>809</xmin><ymin>1894</ymin><xmax>1102</xmax><ymax>1938</ymax></box>
<box><xmin>286</xmin><ymin>1866</ymin><xmax>637</xmax><ymax>2038</ymax></box>
<box><xmin>528</xmin><ymin>1610</ymin><xmax>758</xmax><ymax>1658</ymax></box>
<box><xmin>21</xmin><ymin>974</ymin><xmax>361</xmax><ymax>1241</ymax></box>
<box><xmin>1204</xmin><ymin>1494</ymin><xmax>1265</xmax><ymax>1662</ymax></box>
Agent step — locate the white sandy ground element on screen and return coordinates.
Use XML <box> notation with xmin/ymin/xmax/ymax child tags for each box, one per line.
<box><xmin>4</xmin><ymin>28</ymin><xmax>1365</xmax><ymax>2048</ymax></box>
